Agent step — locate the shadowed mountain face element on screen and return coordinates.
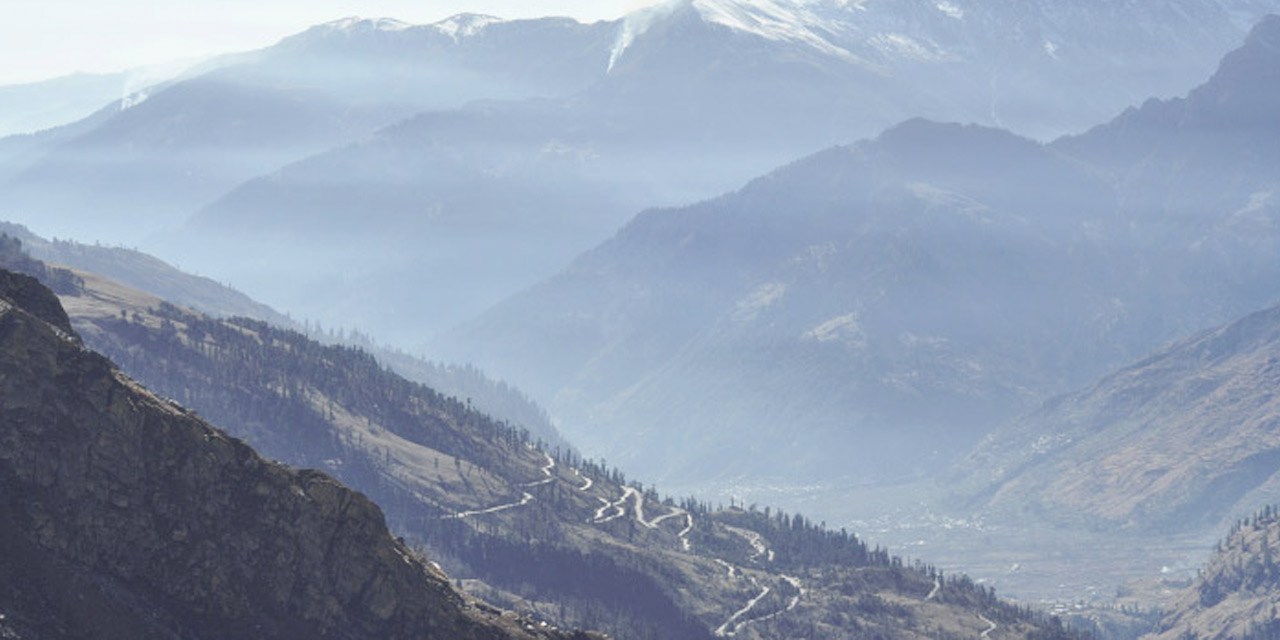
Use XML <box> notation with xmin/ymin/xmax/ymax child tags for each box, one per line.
<box><xmin>439</xmin><ymin>15</ymin><xmax>1280</xmax><ymax>494</ymax></box>
<box><xmin>0</xmin><ymin>269</ymin><xmax>590</xmax><ymax>640</ymax></box>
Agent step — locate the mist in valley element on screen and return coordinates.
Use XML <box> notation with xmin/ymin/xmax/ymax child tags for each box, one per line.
<box><xmin>6</xmin><ymin>1</ymin><xmax>1280</xmax><ymax>637</ymax></box>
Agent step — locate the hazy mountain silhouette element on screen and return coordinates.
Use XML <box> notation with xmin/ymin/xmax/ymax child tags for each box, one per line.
<box><xmin>157</xmin><ymin>1</ymin><xmax>1280</xmax><ymax>342</ymax></box>
<box><xmin>441</xmin><ymin>14</ymin><xmax>1280</xmax><ymax>494</ymax></box>
<box><xmin>0</xmin><ymin>16</ymin><xmax>615</xmax><ymax>246</ymax></box>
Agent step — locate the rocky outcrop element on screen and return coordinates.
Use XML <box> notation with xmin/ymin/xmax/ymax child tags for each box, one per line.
<box><xmin>0</xmin><ymin>268</ymin><xmax>591</xmax><ymax>639</ymax></box>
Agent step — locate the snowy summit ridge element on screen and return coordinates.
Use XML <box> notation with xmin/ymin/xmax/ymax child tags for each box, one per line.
<box><xmin>608</xmin><ymin>0</ymin><xmax>959</xmax><ymax>72</ymax></box>
<box><xmin>690</xmin><ymin>0</ymin><xmax>861</xmax><ymax>58</ymax></box>
<box><xmin>318</xmin><ymin>17</ymin><xmax>414</xmax><ymax>33</ymax></box>
<box><xmin>431</xmin><ymin>14</ymin><xmax>507</xmax><ymax>42</ymax></box>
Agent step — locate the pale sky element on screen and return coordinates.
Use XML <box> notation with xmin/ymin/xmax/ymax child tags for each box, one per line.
<box><xmin>1</xmin><ymin>0</ymin><xmax>663</xmax><ymax>85</ymax></box>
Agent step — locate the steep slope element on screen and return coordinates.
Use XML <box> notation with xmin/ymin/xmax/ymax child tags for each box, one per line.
<box><xmin>441</xmin><ymin>14</ymin><xmax>1280</xmax><ymax>496</ymax></box>
<box><xmin>956</xmin><ymin>301</ymin><xmax>1280</xmax><ymax>535</ymax></box>
<box><xmin>0</xmin><ymin>268</ymin><xmax>589</xmax><ymax>640</ymax></box>
<box><xmin>0</xmin><ymin>15</ymin><xmax>615</xmax><ymax>246</ymax></box>
<box><xmin>1146</xmin><ymin>508</ymin><xmax>1280</xmax><ymax>640</ymax></box>
<box><xmin>39</xmin><ymin>254</ymin><xmax>1082</xmax><ymax>639</ymax></box>
<box><xmin>0</xmin><ymin>222</ymin><xmax>573</xmax><ymax>452</ymax></box>
<box><xmin>949</xmin><ymin>15</ymin><xmax>1280</xmax><ymax>536</ymax></box>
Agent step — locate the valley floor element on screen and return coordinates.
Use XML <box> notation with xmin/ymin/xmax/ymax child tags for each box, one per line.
<box><xmin>672</xmin><ymin>479</ymin><xmax>1216</xmax><ymax>621</ymax></box>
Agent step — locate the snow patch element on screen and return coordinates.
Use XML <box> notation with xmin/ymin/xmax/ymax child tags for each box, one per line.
<box><xmin>692</xmin><ymin>0</ymin><xmax>857</xmax><ymax>60</ymax></box>
<box><xmin>432</xmin><ymin>13</ymin><xmax>505</xmax><ymax>42</ymax></box>
<box><xmin>371</xmin><ymin>18</ymin><xmax>412</xmax><ymax>31</ymax></box>
<box><xmin>323</xmin><ymin>16</ymin><xmax>364</xmax><ymax>30</ymax></box>
<box><xmin>1031</xmin><ymin>433</ymin><xmax>1071</xmax><ymax>455</ymax></box>
<box><xmin>869</xmin><ymin>33</ymin><xmax>943</xmax><ymax>60</ymax></box>
<box><xmin>1236</xmin><ymin>191</ymin><xmax>1275</xmax><ymax>215</ymax></box>
<box><xmin>804</xmin><ymin>313</ymin><xmax>865</xmax><ymax>347</ymax></box>
<box><xmin>733</xmin><ymin>282</ymin><xmax>787</xmax><ymax>321</ymax></box>
<box><xmin>936</xmin><ymin>1</ymin><xmax>964</xmax><ymax>19</ymax></box>
<box><xmin>322</xmin><ymin>16</ymin><xmax>413</xmax><ymax>32</ymax></box>
<box><xmin>120</xmin><ymin>89</ymin><xmax>151</xmax><ymax>111</ymax></box>
<box><xmin>610</xmin><ymin>1</ymin><xmax>683</xmax><ymax>73</ymax></box>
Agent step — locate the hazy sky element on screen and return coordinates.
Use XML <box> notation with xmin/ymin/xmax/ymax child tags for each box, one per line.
<box><xmin>1</xmin><ymin>1</ymin><xmax>662</xmax><ymax>85</ymax></box>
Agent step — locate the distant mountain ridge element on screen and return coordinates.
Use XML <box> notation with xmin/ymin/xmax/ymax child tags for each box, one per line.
<box><xmin>170</xmin><ymin>2</ymin><xmax>1280</xmax><ymax>342</ymax></box>
<box><xmin>0</xmin><ymin>14</ymin><xmax>617</xmax><ymax>246</ymax></box>
<box><xmin>0</xmin><ymin>222</ymin><xmax>573</xmax><ymax>453</ymax></box>
<box><xmin>5</xmin><ymin>3</ymin><xmax>1277</xmax><ymax>342</ymax></box>
<box><xmin>439</xmin><ymin>14</ymin><xmax>1280</xmax><ymax>498</ymax></box>
<box><xmin>944</xmin><ymin>17</ymin><xmax>1280</xmax><ymax>536</ymax></box>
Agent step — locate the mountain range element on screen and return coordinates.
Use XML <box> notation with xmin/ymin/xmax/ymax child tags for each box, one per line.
<box><xmin>0</xmin><ymin>14</ymin><xmax>614</xmax><ymax>247</ymax></box>
<box><xmin>3</xmin><ymin>1</ymin><xmax>1277</xmax><ymax>341</ymax></box>
<box><xmin>7</xmin><ymin>4</ymin><xmax>1280</xmax><ymax>636</ymax></box>
<box><xmin>948</xmin><ymin>14</ymin><xmax>1280</xmax><ymax>537</ymax></box>
<box><xmin>439</xmin><ymin>14</ymin><xmax>1280</xmax><ymax>498</ymax></box>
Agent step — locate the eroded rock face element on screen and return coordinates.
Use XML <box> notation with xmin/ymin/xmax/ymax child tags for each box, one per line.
<box><xmin>0</xmin><ymin>270</ymin><xmax>587</xmax><ymax>639</ymax></box>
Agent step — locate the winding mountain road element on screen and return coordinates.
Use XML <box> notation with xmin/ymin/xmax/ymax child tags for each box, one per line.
<box><xmin>926</xmin><ymin>577</ymin><xmax>941</xmax><ymax>601</ymax></box>
<box><xmin>980</xmin><ymin>614</ymin><xmax>998</xmax><ymax>638</ymax></box>
<box><xmin>443</xmin><ymin>491</ymin><xmax>535</xmax><ymax>519</ymax></box>
<box><xmin>714</xmin><ymin>577</ymin><xmax>771</xmax><ymax>637</ymax></box>
<box><xmin>714</xmin><ymin>559</ymin><xmax>737</xmax><ymax>579</ymax></box>
<box><xmin>725</xmin><ymin>526</ymin><xmax>775</xmax><ymax>563</ymax></box>
<box><xmin>444</xmin><ymin>449</ymin><xmax>558</xmax><ymax>519</ymax></box>
<box><xmin>573</xmin><ymin>468</ymin><xmax>593</xmax><ymax>491</ymax></box>
<box><xmin>593</xmin><ymin>495</ymin><xmax>625</xmax><ymax>523</ymax></box>
<box><xmin>521</xmin><ymin>451</ymin><xmax>557</xmax><ymax>487</ymax></box>
<box><xmin>678</xmin><ymin>512</ymin><xmax>694</xmax><ymax>550</ymax></box>
<box><xmin>735</xmin><ymin>575</ymin><xmax>805</xmax><ymax>631</ymax></box>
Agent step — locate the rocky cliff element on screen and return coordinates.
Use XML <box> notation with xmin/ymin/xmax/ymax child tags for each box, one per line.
<box><xmin>0</xmin><ymin>268</ymin><xmax>590</xmax><ymax>639</ymax></box>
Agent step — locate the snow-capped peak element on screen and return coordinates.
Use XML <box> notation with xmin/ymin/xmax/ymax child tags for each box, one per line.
<box><xmin>609</xmin><ymin>1</ymin><xmax>684</xmax><ymax>72</ymax></box>
<box><xmin>432</xmin><ymin>14</ymin><xmax>506</xmax><ymax>42</ymax></box>
<box><xmin>609</xmin><ymin>0</ymin><xmax>870</xmax><ymax>73</ymax></box>
<box><xmin>690</xmin><ymin>0</ymin><xmax>857</xmax><ymax>59</ymax></box>
<box><xmin>319</xmin><ymin>17</ymin><xmax>413</xmax><ymax>33</ymax></box>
